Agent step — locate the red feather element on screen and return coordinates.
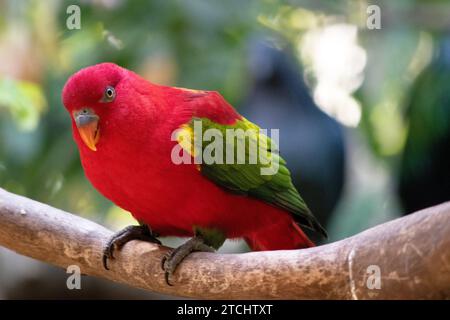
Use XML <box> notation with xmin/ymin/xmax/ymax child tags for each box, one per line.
<box><xmin>62</xmin><ymin>63</ymin><xmax>314</xmax><ymax>250</ymax></box>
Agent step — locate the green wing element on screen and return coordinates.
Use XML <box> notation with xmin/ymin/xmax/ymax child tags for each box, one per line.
<box><xmin>178</xmin><ymin>116</ymin><xmax>327</xmax><ymax>237</ymax></box>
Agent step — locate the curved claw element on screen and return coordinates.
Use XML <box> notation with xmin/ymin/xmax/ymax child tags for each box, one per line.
<box><xmin>102</xmin><ymin>224</ymin><xmax>161</xmax><ymax>270</ymax></box>
<box><xmin>102</xmin><ymin>243</ymin><xmax>115</xmax><ymax>270</ymax></box>
<box><xmin>161</xmin><ymin>253</ymin><xmax>169</xmax><ymax>271</ymax></box>
<box><xmin>165</xmin><ymin>270</ymin><xmax>174</xmax><ymax>287</ymax></box>
<box><xmin>161</xmin><ymin>236</ymin><xmax>215</xmax><ymax>286</ymax></box>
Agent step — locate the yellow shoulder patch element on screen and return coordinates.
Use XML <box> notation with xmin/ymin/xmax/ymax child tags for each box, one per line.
<box><xmin>175</xmin><ymin>87</ymin><xmax>206</xmax><ymax>95</ymax></box>
<box><xmin>176</xmin><ymin>124</ymin><xmax>197</xmax><ymax>157</ymax></box>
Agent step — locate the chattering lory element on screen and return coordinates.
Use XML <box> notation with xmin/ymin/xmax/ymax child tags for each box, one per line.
<box><xmin>62</xmin><ymin>63</ymin><xmax>326</xmax><ymax>284</ymax></box>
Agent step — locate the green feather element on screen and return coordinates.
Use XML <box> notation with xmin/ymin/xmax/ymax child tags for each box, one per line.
<box><xmin>182</xmin><ymin>116</ymin><xmax>327</xmax><ymax>238</ymax></box>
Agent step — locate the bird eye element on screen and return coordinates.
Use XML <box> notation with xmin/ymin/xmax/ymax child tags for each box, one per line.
<box><xmin>101</xmin><ymin>86</ymin><xmax>116</xmax><ymax>102</ymax></box>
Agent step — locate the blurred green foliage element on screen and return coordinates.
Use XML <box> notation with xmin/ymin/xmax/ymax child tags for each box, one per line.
<box><xmin>0</xmin><ymin>78</ymin><xmax>46</xmax><ymax>130</ymax></box>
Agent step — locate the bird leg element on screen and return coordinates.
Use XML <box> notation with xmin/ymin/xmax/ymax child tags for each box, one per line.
<box><xmin>103</xmin><ymin>224</ymin><xmax>161</xmax><ymax>270</ymax></box>
<box><xmin>161</xmin><ymin>236</ymin><xmax>214</xmax><ymax>286</ymax></box>
<box><xmin>161</xmin><ymin>227</ymin><xmax>226</xmax><ymax>286</ymax></box>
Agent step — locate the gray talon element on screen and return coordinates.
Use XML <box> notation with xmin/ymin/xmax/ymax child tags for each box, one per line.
<box><xmin>161</xmin><ymin>236</ymin><xmax>215</xmax><ymax>286</ymax></box>
<box><xmin>103</xmin><ymin>224</ymin><xmax>161</xmax><ymax>270</ymax></box>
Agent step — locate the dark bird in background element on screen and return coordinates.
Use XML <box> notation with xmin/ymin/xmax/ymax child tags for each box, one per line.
<box><xmin>399</xmin><ymin>37</ymin><xmax>450</xmax><ymax>214</ymax></box>
<box><xmin>240</xmin><ymin>40</ymin><xmax>346</xmax><ymax>233</ymax></box>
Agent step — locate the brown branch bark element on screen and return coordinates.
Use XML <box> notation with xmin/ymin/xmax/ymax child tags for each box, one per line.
<box><xmin>0</xmin><ymin>187</ymin><xmax>449</xmax><ymax>299</ymax></box>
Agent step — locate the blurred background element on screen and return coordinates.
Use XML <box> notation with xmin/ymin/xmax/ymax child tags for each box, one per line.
<box><xmin>0</xmin><ymin>0</ymin><xmax>449</xmax><ymax>298</ymax></box>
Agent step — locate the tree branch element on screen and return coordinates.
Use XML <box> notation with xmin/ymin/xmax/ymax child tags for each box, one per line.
<box><xmin>0</xmin><ymin>187</ymin><xmax>449</xmax><ymax>299</ymax></box>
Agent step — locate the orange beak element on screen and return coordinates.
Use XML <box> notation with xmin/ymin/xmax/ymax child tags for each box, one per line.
<box><xmin>74</xmin><ymin>109</ymin><xmax>100</xmax><ymax>151</ymax></box>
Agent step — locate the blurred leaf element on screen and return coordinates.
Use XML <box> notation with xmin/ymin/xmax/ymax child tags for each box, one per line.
<box><xmin>0</xmin><ymin>77</ymin><xmax>46</xmax><ymax>131</ymax></box>
<box><xmin>104</xmin><ymin>205</ymin><xmax>137</xmax><ymax>231</ymax></box>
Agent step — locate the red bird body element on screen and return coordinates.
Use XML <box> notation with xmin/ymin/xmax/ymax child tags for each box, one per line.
<box><xmin>63</xmin><ymin>63</ymin><xmax>323</xmax><ymax>251</ymax></box>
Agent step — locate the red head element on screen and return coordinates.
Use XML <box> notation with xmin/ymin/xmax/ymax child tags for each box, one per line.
<box><xmin>62</xmin><ymin>62</ymin><xmax>162</xmax><ymax>152</ymax></box>
<box><xmin>62</xmin><ymin>63</ymin><xmax>127</xmax><ymax>151</ymax></box>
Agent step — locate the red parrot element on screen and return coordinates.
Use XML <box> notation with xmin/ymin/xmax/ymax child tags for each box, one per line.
<box><xmin>62</xmin><ymin>63</ymin><xmax>326</xmax><ymax>284</ymax></box>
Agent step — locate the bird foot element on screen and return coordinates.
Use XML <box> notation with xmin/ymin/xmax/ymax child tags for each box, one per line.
<box><xmin>161</xmin><ymin>236</ymin><xmax>215</xmax><ymax>286</ymax></box>
<box><xmin>103</xmin><ymin>224</ymin><xmax>161</xmax><ymax>270</ymax></box>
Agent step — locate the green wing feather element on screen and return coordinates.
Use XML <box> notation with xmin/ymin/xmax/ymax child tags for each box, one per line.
<box><xmin>180</xmin><ymin>116</ymin><xmax>327</xmax><ymax>237</ymax></box>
